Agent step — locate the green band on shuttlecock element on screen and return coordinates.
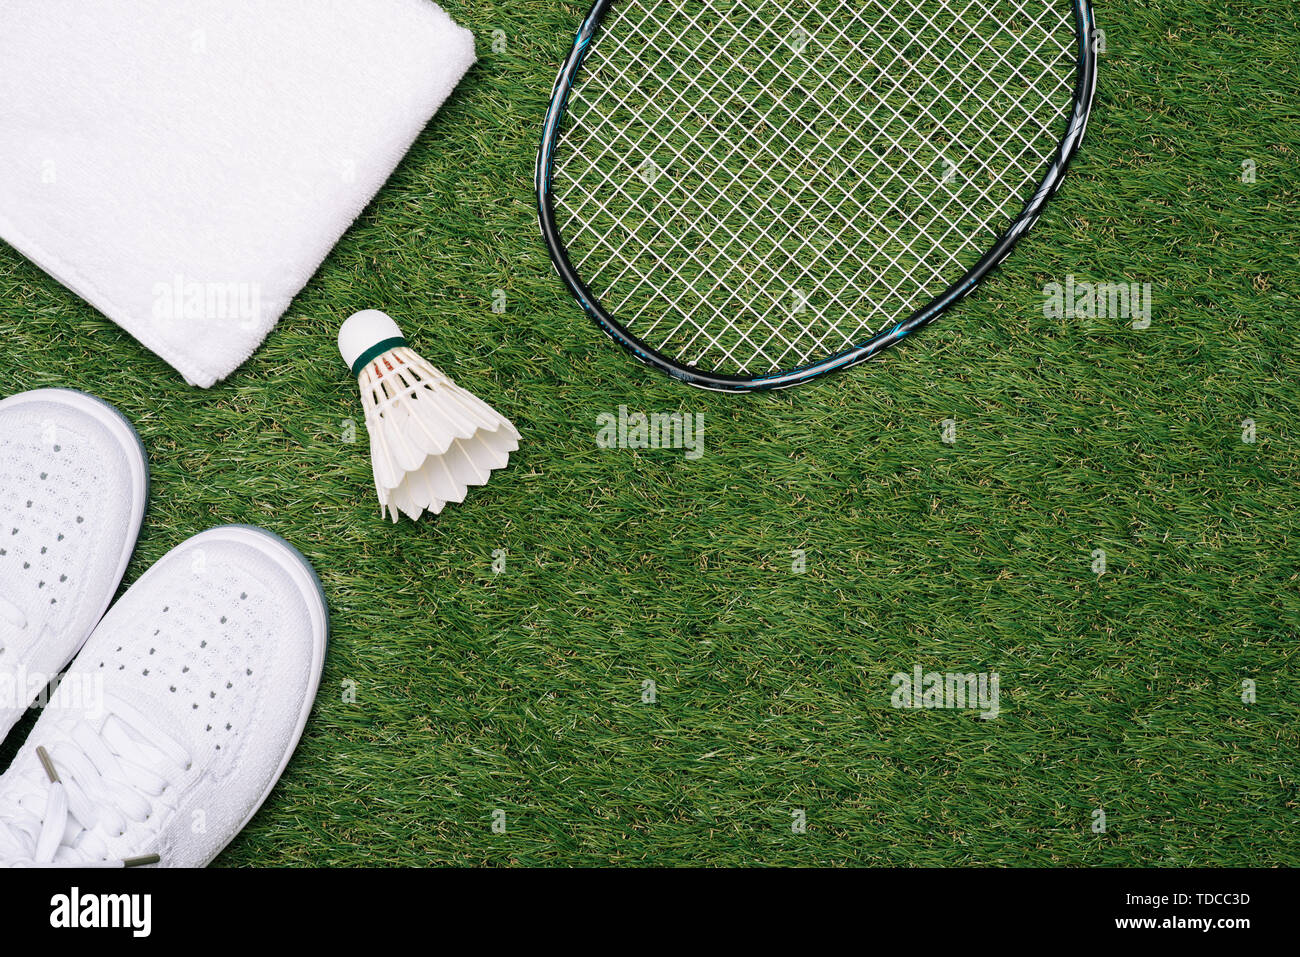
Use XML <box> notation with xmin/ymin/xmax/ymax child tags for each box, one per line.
<box><xmin>350</xmin><ymin>337</ymin><xmax>407</xmax><ymax>378</ymax></box>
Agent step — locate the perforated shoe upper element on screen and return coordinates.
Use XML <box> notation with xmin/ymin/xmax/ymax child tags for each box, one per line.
<box><xmin>0</xmin><ymin>390</ymin><xmax>147</xmax><ymax>740</ymax></box>
<box><xmin>0</xmin><ymin>526</ymin><xmax>328</xmax><ymax>867</ymax></box>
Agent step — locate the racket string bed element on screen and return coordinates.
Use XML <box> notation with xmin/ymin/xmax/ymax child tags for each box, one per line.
<box><xmin>540</xmin><ymin>0</ymin><xmax>1095</xmax><ymax>388</ymax></box>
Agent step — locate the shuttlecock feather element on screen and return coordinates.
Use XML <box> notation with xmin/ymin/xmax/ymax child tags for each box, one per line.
<box><xmin>339</xmin><ymin>310</ymin><xmax>520</xmax><ymax>522</ymax></box>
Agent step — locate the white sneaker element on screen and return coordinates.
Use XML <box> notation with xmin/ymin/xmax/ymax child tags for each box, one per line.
<box><xmin>0</xmin><ymin>389</ymin><xmax>148</xmax><ymax>741</ymax></box>
<box><xmin>0</xmin><ymin>525</ymin><xmax>328</xmax><ymax>866</ymax></box>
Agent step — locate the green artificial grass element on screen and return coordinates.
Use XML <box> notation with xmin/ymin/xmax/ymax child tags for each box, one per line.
<box><xmin>0</xmin><ymin>0</ymin><xmax>1297</xmax><ymax>866</ymax></box>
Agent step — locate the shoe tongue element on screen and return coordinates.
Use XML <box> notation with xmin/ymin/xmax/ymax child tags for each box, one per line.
<box><xmin>43</xmin><ymin>681</ymin><xmax>197</xmax><ymax>760</ymax></box>
<box><xmin>112</xmin><ymin>687</ymin><xmax>198</xmax><ymax>758</ymax></box>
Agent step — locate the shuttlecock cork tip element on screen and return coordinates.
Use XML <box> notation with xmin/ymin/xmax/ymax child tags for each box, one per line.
<box><xmin>339</xmin><ymin>309</ymin><xmax>407</xmax><ymax>377</ymax></box>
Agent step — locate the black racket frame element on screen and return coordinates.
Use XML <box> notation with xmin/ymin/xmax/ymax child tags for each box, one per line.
<box><xmin>537</xmin><ymin>0</ymin><xmax>1099</xmax><ymax>392</ymax></box>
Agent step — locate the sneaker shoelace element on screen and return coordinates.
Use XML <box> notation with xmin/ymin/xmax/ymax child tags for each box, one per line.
<box><xmin>0</xmin><ymin>693</ymin><xmax>191</xmax><ymax>867</ymax></box>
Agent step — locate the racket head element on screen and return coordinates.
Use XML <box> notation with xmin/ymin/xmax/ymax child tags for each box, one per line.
<box><xmin>538</xmin><ymin>0</ymin><xmax>1098</xmax><ymax>391</ymax></box>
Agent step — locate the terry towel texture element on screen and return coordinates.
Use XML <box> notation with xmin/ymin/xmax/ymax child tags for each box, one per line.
<box><xmin>0</xmin><ymin>0</ymin><xmax>475</xmax><ymax>387</ymax></box>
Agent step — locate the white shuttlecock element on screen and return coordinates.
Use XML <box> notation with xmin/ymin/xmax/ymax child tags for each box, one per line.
<box><xmin>339</xmin><ymin>310</ymin><xmax>520</xmax><ymax>522</ymax></box>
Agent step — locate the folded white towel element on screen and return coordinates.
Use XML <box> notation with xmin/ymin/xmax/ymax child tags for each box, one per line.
<box><xmin>0</xmin><ymin>0</ymin><xmax>475</xmax><ymax>387</ymax></box>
